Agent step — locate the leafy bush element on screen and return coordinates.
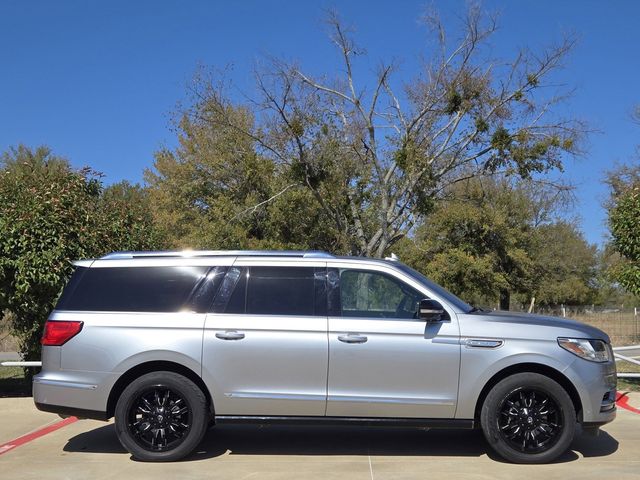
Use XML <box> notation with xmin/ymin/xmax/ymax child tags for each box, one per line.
<box><xmin>0</xmin><ymin>145</ymin><xmax>161</xmax><ymax>371</ymax></box>
<box><xmin>609</xmin><ymin>185</ymin><xmax>640</xmax><ymax>296</ymax></box>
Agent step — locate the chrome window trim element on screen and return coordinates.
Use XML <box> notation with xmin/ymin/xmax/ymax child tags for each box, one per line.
<box><xmin>88</xmin><ymin>257</ymin><xmax>237</xmax><ymax>268</ymax></box>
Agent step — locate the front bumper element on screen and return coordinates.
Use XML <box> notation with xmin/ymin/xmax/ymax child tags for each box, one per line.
<box><xmin>568</xmin><ymin>358</ymin><xmax>617</xmax><ymax>425</ymax></box>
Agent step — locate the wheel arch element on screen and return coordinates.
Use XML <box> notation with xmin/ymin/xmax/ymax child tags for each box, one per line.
<box><xmin>473</xmin><ymin>362</ymin><xmax>583</xmax><ymax>424</ymax></box>
<box><xmin>106</xmin><ymin>360</ymin><xmax>213</xmax><ymax>419</ymax></box>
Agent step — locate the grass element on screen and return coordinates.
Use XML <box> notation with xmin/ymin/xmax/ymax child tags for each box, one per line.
<box><xmin>1</xmin><ymin>314</ymin><xmax>31</xmax><ymax>396</ymax></box>
<box><xmin>616</xmin><ymin>380</ymin><xmax>640</xmax><ymax>392</ymax></box>
<box><xmin>616</xmin><ymin>360</ymin><xmax>640</xmax><ymax>392</ymax></box>
<box><xmin>0</xmin><ymin>365</ymin><xmax>31</xmax><ymax>397</ymax></box>
<box><xmin>572</xmin><ymin>311</ymin><xmax>639</xmax><ymax>346</ymax></box>
<box><xmin>0</xmin><ymin>332</ymin><xmax>19</xmax><ymax>352</ymax></box>
<box><xmin>0</xmin><ymin>312</ymin><xmax>19</xmax><ymax>352</ymax></box>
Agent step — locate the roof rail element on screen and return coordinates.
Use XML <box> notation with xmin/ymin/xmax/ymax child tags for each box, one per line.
<box><xmin>100</xmin><ymin>250</ymin><xmax>335</xmax><ymax>260</ymax></box>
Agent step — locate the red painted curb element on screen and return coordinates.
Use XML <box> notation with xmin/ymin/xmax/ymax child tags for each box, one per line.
<box><xmin>0</xmin><ymin>416</ymin><xmax>77</xmax><ymax>456</ymax></box>
<box><xmin>616</xmin><ymin>391</ymin><xmax>640</xmax><ymax>415</ymax></box>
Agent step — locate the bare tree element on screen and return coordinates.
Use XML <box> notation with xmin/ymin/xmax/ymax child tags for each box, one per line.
<box><xmin>189</xmin><ymin>6</ymin><xmax>585</xmax><ymax>257</ymax></box>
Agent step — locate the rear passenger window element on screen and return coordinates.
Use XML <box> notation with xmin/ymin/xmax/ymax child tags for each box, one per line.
<box><xmin>212</xmin><ymin>266</ymin><xmax>324</xmax><ymax>316</ymax></box>
<box><xmin>56</xmin><ymin>266</ymin><xmax>209</xmax><ymax>312</ymax></box>
<box><xmin>247</xmin><ymin>267</ymin><xmax>315</xmax><ymax>316</ymax></box>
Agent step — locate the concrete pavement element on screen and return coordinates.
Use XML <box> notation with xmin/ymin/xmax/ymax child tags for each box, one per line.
<box><xmin>0</xmin><ymin>397</ymin><xmax>63</xmax><ymax>445</ymax></box>
<box><xmin>1</xmin><ymin>396</ymin><xmax>639</xmax><ymax>480</ymax></box>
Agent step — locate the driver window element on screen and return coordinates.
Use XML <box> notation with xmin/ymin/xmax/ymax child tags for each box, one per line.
<box><xmin>339</xmin><ymin>269</ymin><xmax>423</xmax><ymax>319</ymax></box>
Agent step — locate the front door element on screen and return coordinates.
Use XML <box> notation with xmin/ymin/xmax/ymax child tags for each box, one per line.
<box><xmin>326</xmin><ymin>266</ymin><xmax>461</xmax><ymax>418</ymax></box>
<box><xmin>202</xmin><ymin>263</ymin><xmax>328</xmax><ymax>416</ymax></box>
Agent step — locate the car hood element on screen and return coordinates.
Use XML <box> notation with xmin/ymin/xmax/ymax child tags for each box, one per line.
<box><xmin>468</xmin><ymin>310</ymin><xmax>610</xmax><ymax>343</ymax></box>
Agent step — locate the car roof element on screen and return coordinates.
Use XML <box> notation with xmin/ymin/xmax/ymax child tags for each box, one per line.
<box><xmin>73</xmin><ymin>250</ymin><xmax>399</xmax><ymax>269</ymax></box>
<box><xmin>100</xmin><ymin>250</ymin><xmax>335</xmax><ymax>260</ymax></box>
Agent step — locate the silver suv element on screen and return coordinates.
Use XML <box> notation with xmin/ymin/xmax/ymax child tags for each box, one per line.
<box><xmin>33</xmin><ymin>250</ymin><xmax>616</xmax><ymax>463</ymax></box>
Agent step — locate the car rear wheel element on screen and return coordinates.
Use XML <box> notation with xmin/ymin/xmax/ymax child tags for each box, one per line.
<box><xmin>480</xmin><ymin>372</ymin><xmax>576</xmax><ymax>464</ymax></box>
<box><xmin>115</xmin><ymin>371</ymin><xmax>208</xmax><ymax>462</ymax></box>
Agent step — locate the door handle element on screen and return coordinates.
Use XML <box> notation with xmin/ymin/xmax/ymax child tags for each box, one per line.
<box><xmin>337</xmin><ymin>334</ymin><xmax>368</xmax><ymax>344</ymax></box>
<box><xmin>215</xmin><ymin>331</ymin><xmax>245</xmax><ymax>341</ymax></box>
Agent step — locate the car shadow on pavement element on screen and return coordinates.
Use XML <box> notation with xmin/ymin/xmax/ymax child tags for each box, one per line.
<box><xmin>63</xmin><ymin>423</ymin><xmax>619</xmax><ymax>463</ymax></box>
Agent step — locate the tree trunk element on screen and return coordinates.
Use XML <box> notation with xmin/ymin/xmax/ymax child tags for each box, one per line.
<box><xmin>499</xmin><ymin>289</ymin><xmax>510</xmax><ymax>311</ymax></box>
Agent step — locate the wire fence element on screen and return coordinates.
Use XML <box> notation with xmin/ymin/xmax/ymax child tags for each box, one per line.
<box><xmin>525</xmin><ymin>305</ymin><xmax>639</xmax><ymax>346</ymax></box>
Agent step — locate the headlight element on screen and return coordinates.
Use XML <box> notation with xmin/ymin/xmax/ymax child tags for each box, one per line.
<box><xmin>558</xmin><ymin>338</ymin><xmax>612</xmax><ymax>363</ymax></box>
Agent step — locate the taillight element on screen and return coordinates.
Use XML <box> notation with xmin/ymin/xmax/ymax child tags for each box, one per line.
<box><xmin>41</xmin><ymin>320</ymin><xmax>84</xmax><ymax>346</ymax></box>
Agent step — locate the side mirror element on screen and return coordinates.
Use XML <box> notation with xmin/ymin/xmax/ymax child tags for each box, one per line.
<box><xmin>419</xmin><ymin>299</ymin><xmax>445</xmax><ymax>322</ymax></box>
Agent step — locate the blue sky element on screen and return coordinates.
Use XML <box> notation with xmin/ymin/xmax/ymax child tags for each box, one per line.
<box><xmin>1</xmin><ymin>0</ymin><xmax>638</xmax><ymax>246</ymax></box>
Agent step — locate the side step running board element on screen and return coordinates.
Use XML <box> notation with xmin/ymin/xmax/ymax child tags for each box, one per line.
<box><xmin>214</xmin><ymin>415</ymin><xmax>474</xmax><ymax>429</ymax></box>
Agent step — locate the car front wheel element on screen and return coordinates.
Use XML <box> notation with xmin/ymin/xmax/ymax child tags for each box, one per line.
<box><xmin>115</xmin><ymin>371</ymin><xmax>208</xmax><ymax>462</ymax></box>
<box><xmin>481</xmin><ymin>372</ymin><xmax>576</xmax><ymax>464</ymax></box>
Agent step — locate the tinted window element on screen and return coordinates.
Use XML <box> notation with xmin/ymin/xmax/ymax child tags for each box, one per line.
<box><xmin>56</xmin><ymin>266</ymin><xmax>209</xmax><ymax>312</ymax></box>
<box><xmin>186</xmin><ymin>266</ymin><xmax>228</xmax><ymax>313</ymax></box>
<box><xmin>211</xmin><ymin>266</ymin><xmax>326</xmax><ymax>316</ymax></box>
<box><xmin>339</xmin><ymin>269</ymin><xmax>423</xmax><ymax>319</ymax></box>
<box><xmin>211</xmin><ymin>267</ymin><xmax>246</xmax><ymax>313</ymax></box>
<box><xmin>313</xmin><ymin>268</ymin><xmax>328</xmax><ymax>317</ymax></box>
<box><xmin>247</xmin><ymin>267</ymin><xmax>316</xmax><ymax>316</ymax></box>
<box><xmin>327</xmin><ymin>268</ymin><xmax>341</xmax><ymax>316</ymax></box>
<box><xmin>225</xmin><ymin>268</ymin><xmax>247</xmax><ymax>314</ymax></box>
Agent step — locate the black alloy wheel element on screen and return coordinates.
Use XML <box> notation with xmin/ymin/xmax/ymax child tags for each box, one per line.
<box><xmin>497</xmin><ymin>387</ymin><xmax>563</xmax><ymax>453</ymax></box>
<box><xmin>127</xmin><ymin>386</ymin><xmax>192</xmax><ymax>452</ymax></box>
<box><xmin>115</xmin><ymin>371</ymin><xmax>209</xmax><ymax>462</ymax></box>
<box><xmin>481</xmin><ymin>372</ymin><xmax>576</xmax><ymax>464</ymax></box>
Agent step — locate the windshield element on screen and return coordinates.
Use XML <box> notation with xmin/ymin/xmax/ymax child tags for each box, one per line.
<box><xmin>395</xmin><ymin>263</ymin><xmax>474</xmax><ymax>313</ymax></box>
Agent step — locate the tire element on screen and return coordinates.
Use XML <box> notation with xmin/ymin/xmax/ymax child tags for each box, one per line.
<box><xmin>115</xmin><ymin>371</ymin><xmax>208</xmax><ymax>462</ymax></box>
<box><xmin>480</xmin><ymin>372</ymin><xmax>576</xmax><ymax>464</ymax></box>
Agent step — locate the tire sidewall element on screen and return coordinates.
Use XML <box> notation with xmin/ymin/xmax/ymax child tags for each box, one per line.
<box><xmin>115</xmin><ymin>371</ymin><xmax>208</xmax><ymax>462</ymax></box>
<box><xmin>481</xmin><ymin>372</ymin><xmax>576</xmax><ymax>464</ymax></box>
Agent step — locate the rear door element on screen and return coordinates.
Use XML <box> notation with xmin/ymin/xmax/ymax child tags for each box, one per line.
<box><xmin>326</xmin><ymin>263</ymin><xmax>461</xmax><ymax>418</ymax></box>
<box><xmin>202</xmin><ymin>260</ymin><xmax>329</xmax><ymax>416</ymax></box>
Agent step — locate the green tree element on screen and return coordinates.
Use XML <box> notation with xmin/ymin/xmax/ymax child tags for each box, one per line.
<box><xmin>173</xmin><ymin>7</ymin><xmax>584</xmax><ymax>257</ymax></box>
<box><xmin>144</xmin><ymin>103</ymin><xmax>344</xmax><ymax>251</ymax></box>
<box><xmin>607</xmin><ymin>176</ymin><xmax>640</xmax><ymax>297</ymax></box>
<box><xmin>0</xmin><ymin>145</ymin><xmax>161</xmax><ymax>367</ymax></box>
<box><xmin>394</xmin><ymin>178</ymin><xmax>597</xmax><ymax>310</ymax></box>
<box><xmin>101</xmin><ymin>180</ymin><xmax>165</xmax><ymax>250</ymax></box>
<box><xmin>531</xmin><ymin>222</ymin><xmax>598</xmax><ymax>306</ymax></box>
<box><xmin>605</xmin><ymin>106</ymin><xmax>640</xmax><ymax>298</ymax></box>
<box><xmin>593</xmin><ymin>245</ymin><xmax>639</xmax><ymax>306</ymax></box>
